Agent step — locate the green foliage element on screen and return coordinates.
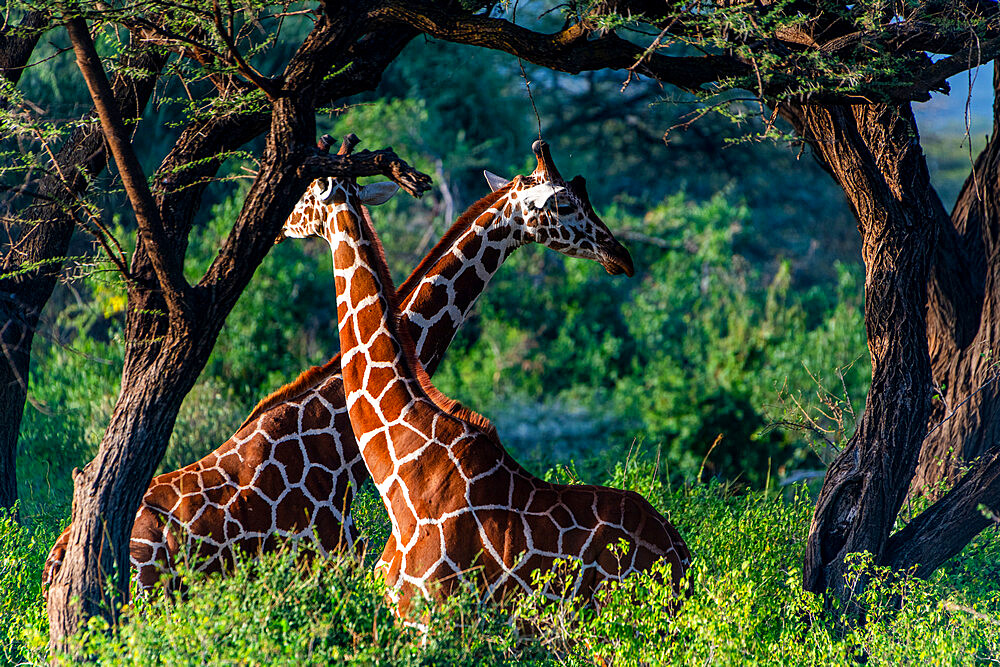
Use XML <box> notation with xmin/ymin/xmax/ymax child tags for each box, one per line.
<box><xmin>0</xmin><ymin>508</ymin><xmax>64</xmax><ymax>664</ymax></box>
<box><xmin>70</xmin><ymin>546</ymin><xmax>520</xmax><ymax>666</ymax></box>
<box><xmin>5</xmin><ymin>478</ymin><xmax>997</xmax><ymax>665</ymax></box>
<box><xmin>430</xmin><ymin>190</ymin><xmax>867</xmax><ymax>486</ymax></box>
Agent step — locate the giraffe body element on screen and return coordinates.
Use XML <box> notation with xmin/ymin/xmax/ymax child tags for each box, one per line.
<box><xmin>42</xmin><ymin>147</ymin><xmax>634</xmax><ymax>592</ymax></box>
<box><xmin>309</xmin><ymin>141</ymin><xmax>690</xmax><ymax>613</ymax></box>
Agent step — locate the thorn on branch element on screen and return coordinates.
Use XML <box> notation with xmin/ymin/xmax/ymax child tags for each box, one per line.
<box><xmin>317</xmin><ymin>134</ymin><xmax>336</xmax><ymax>152</ymax></box>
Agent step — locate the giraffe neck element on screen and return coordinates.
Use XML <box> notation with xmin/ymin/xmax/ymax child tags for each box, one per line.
<box><xmin>395</xmin><ymin>186</ymin><xmax>526</xmax><ymax>376</ymax></box>
<box><xmin>328</xmin><ymin>185</ymin><xmax>519</xmax><ymax>561</ymax></box>
<box><xmin>327</xmin><ymin>189</ymin><xmax>437</xmax><ymax>474</ymax></box>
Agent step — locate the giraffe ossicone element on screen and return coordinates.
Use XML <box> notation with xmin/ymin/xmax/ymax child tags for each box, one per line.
<box><xmin>42</xmin><ymin>138</ymin><xmax>637</xmax><ymax>593</ymax></box>
<box><xmin>317</xmin><ymin>139</ymin><xmax>690</xmax><ymax>614</ymax></box>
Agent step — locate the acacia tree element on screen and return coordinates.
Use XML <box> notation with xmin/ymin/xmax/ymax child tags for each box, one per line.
<box><xmin>3</xmin><ymin>1</ymin><xmax>434</xmax><ymax>653</ymax></box>
<box><xmin>4</xmin><ymin>0</ymin><xmax>1000</xmax><ymax>656</ymax></box>
<box><xmin>370</xmin><ymin>0</ymin><xmax>1000</xmax><ymax>608</ymax></box>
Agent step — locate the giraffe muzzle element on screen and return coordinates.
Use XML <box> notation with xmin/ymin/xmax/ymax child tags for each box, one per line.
<box><xmin>600</xmin><ymin>242</ymin><xmax>635</xmax><ymax>277</ymax></box>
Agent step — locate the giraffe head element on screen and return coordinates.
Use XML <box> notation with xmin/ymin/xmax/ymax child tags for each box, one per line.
<box><xmin>483</xmin><ymin>140</ymin><xmax>634</xmax><ymax>276</ymax></box>
<box><xmin>277</xmin><ymin>133</ymin><xmax>402</xmax><ymax>244</ymax></box>
<box><xmin>277</xmin><ymin>177</ymin><xmax>401</xmax><ymax>243</ymax></box>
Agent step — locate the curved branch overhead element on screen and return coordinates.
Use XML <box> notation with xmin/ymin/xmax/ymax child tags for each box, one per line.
<box><xmin>371</xmin><ymin>2</ymin><xmax>745</xmax><ymax>92</ymax></box>
<box><xmin>373</xmin><ymin>0</ymin><xmax>1000</xmax><ymax>104</ymax></box>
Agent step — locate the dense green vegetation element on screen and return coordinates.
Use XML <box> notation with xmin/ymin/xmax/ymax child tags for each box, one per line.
<box><xmin>6</xmin><ymin>475</ymin><xmax>1000</xmax><ymax>665</ymax></box>
<box><xmin>6</xmin><ymin>28</ymin><xmax>999</xmax><ymax>664</ymax></box>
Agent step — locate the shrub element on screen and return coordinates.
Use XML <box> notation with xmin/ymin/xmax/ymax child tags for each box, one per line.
<box><xmin>8</xmin><ymin>476</ymin><xmax>996</xmax><ymax>666</ymax></box>
<box><xmin>513</xmin><ymin>480</ymin><xmax>1000</xmax><ymax>666</ymax></box>
<box><xmin>0</xmin><ymin>508</ymin><xmax>64</xmax><ymax>664</ymax></box>
<box><xmin>70</xmin><ymin>545</ymin><xmax>522</xmax><ymax>666</ymax></box>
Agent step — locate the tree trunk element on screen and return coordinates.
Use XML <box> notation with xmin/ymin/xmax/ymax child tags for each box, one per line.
<box><xmin>45</xmin><ymin>9</ymin><xmax>434</xmax><ymax>653</ymax></box>
<box><xmin>915</xmin><ymin>65</ymin><xmax>1000</xmax><ymax>497</ymax></box>
<box><xmin>780</xmin><ymin>102</ymin><xmax>939</xmax><ymax>605</ymax></box>
<box><xmin>0</xmin><ymin>10</ymin><xmax>46</xmax><ymax>90</ymax></box>
<box><xmin>0</xmin><ymin>42</ymin><xmax>165</xmax><ymax>514</ymax></box>
<box><xmin>44</xmin><ymin>351</ymin><xmax>194</xmax><ymax>646</ymax></box>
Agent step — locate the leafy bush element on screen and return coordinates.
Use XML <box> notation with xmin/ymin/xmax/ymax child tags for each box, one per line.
<box><xmin>0</xmin><ymin>508</ymin><xmax>64</xmax><ymax>664</ymax></box>
<box><xmin>431</xmin><ymin>191</ymin><xmax>868</xmax><ymax>486</ymax></box>
<box><xmin>7</xmin><ymin>476</ymin><xmax>997</xmax><ymax>666</ymax></box>
<box><xmin>517</xmin><ymin>476</ymin><xmax>1000</xmax><ymax>666</ymax></box>
<box><xmin>67</xmin><ymin>546</ymin><xmax>521</xmax><ymax>666</ymax></box>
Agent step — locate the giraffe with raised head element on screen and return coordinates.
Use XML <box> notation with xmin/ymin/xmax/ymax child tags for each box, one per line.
<box><xmin>296</xmin><ymin>138</ymin><xmax>690</xmax><ymax>613</ymax></box>
<box><xmin>42</xmin><ymin>137</ymin><xmax>635</xmax><ymax>592</ymax></box>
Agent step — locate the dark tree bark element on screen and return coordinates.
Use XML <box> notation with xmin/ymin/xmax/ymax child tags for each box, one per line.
<box><xmin>884</xmin><ymin>450</ymin><xmax>1000</xmax><ymax>576</ymax></box>
<box><xmin>0</xmin><ymin>10</ymin><xmax>46</xmax><ymax>90</ymax></box>
<box><xmin>915</xmin><ymin>66</ymin><xmax>1000</xmax><ymax>496</ymax></box>
<box><xmin>45</xmin><ymin>8</ymin><xmax>429</xmax><ymax>654</ymax></box>
<box><xmin>779</xmin><ymin>102</ymin><xmax>940</xmax><ymax>604</ymax></box>
<box><xmin>0</xmin><ymin>35</ymin><xmax>166</xmax><ymax>514</ymax></box>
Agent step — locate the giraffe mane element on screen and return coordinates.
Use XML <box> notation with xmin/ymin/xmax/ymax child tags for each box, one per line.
<box><xmin>358</xmin><ymin>205</ymin><xmax>502</xmax><ymax>444</ymax></box>
<box><xmin>237</xmin><ymin>357</ymin><xmax>344</xmax><ymax>431</ymax></box>
<box><xmin>238</xmin><ymin>187</ymin><xmax>512</xmax><ymax>437</ymax></box>
<box><xmin>395</xmin><ymin>184</ymin><xmax>513</xmax><ymax>298</ymax></box>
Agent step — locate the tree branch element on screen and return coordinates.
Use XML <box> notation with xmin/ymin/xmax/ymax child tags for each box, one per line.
<box><xmin>65</xmin><ymin>18</ymin><xmax>191</xmax><ymax>320</ymax></box>
<box><xmin>370</xmin><ymin>0</ymin><xmax>744</xmax><ymax>93</ymax></box>
<box><xmin>372</xmin><ymin>0</ymin><xmax>1000</xmax><ymax>104</ymax></box>
<box><xmin>882</xmin><ymin>449</ymin><xmax>1000</xmax><ymax>577</ymax></box>
<box><xmin>298</xmin><ymin>148</ymin><xmax>433</xmax><ymax>198</ymax></box>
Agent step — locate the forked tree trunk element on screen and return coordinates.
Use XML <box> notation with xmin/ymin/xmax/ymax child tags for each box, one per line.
<box><xmin>780</xmin><ymin>102</ymin><xmax>940</xmax><ymax>604</ymax></box>
<box><xmin>914</xmin><ymin>66</ymin><xmax>1000</xmax><ymax>497</ymax></box>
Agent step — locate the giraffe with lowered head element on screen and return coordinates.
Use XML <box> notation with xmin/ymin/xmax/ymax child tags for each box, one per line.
<box><xmin>43</xmin><ymin>135</ymin><xmax>635</xmax><ymax>592</ymax></box>
<box><xmin>287</xmin><ymin>137</ymin><xmax>690</xmax><ymax>613</ymax></box>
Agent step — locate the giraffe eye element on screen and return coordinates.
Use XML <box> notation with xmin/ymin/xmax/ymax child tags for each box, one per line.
<box><xmin>556</xmin><ymin>203</ymin><xmax>575</xmax><ymax>216</ymax></box>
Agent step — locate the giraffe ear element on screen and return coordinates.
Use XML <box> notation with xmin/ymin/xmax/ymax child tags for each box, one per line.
<box><xmin>359</xmin><ymin>181</ymin><xmax>400</xmax><ymax>206</ymax></box>
<box><xmin>519</xmin><ymin>183</ymin><xmax>565</xmax><ymax>210</ymax></box>
<box><xmin>483</xmin><ymin>170</ymin><xmax>510</xmax><ymax>192</ymax></box>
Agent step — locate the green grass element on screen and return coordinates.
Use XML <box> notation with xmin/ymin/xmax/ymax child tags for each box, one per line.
<box><xmin>1</xmin><ymin>508</ymin><xmax>65</xmax><ymax>663</ymax></box>
<box><xmin>5</xmin><ymin>473</ymin><xmax>998</xmax><ymax>666</ymax></box>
